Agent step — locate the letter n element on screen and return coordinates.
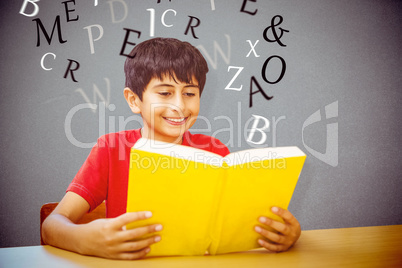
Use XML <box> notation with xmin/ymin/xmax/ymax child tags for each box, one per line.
<box><xmin>33</xmin><ymin>16</ymin><xmax>67</xmax><ymax>47</ymax></box>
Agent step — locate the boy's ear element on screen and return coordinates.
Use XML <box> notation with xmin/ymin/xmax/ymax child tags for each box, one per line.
<box><xmin>124</xmin><ymin>87</ymin><xmax>142</xmax><ymax>114</ymax></box>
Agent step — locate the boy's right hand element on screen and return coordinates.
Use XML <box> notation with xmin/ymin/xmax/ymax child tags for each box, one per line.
<box><xmin>78</xmin><ymin>211</ymin><xmax>162</xmax><ymax>260</ymax></box>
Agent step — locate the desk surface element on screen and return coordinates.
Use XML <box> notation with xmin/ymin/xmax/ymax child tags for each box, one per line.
<box><xmin>1</xmin><ymin>225</ymin><xmax>401</xmax><ymax>268</ymax></box>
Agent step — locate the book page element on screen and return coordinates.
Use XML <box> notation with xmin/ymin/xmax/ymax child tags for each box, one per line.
<box><xmin>126</xmin><ymin>148</ymin><xmax>225</xmax><ymax>256</ymax></box>
<box><xmin>212</xmin><ymin>154</ymin><xmax>306</xmax><ymax>254</ymax></box>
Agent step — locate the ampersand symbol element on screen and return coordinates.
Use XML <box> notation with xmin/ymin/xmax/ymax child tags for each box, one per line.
<box><xmin>263</xmin><ymin>15</ymin><xmax>289</xmax><ymax>47</ymax></box>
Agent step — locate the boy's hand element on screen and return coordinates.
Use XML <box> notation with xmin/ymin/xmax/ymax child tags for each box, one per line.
<box><xmin>79</xmin><ymin>211</ymin><xmax>162</xmax><ymax>260</ymax></box>
<box><xmin>254</xmin><ymin>206</ymin><xmax>301</xmax><ymax>252</ymax></box>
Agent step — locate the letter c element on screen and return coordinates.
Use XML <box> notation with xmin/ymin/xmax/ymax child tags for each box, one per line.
<box><xmin>161</xmin><ymin>9</ymin><xmax>177</xmax><ymax>28</ymax></box>
<box><xmin>40</xmin><ymin>52</ymin><xmax>56</xmax><ymax>71</ymax></box>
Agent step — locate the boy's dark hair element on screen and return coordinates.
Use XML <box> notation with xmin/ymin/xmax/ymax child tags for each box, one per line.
<box><xmin>124</xmin><ymin>38</ymin><xmax>209</xmax><ymax>100</ymax></box>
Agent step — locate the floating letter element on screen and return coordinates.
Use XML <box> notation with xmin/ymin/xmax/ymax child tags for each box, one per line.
<box><xmin>184</xmin><ymin>16</ymin><xmax>201</xmax><ymax>39</ymax></box>
<box><xmin>225</xmin><ymin>66</ymin><xmax>244</xmax><ymax>91</ymax></box>
<box><xmin>197</xmin><ymin>34</ymin><xmax>231</xmax><ymax>70</ymax></box>
<box><xmin>247</xmin><ymin>115</ymin><xmax>270</xmax><ymax>145</ymax></box>
<box><xmin>62</xmin><ymin>0</ymin><xmax>79</xmax><ymax>22</ymax></box>
<box><xmin>83</xmin><ymin>24</ymin><xmax>104</xmax><ymax>54</ymax></box>
<box><xmin>240</xmin><ymin>0</ymin><xmax>257</xmax><ymax>16</ymax></box>
<box><xmin>19</xmin><ymin>0</ymin><xmax>40</xmax><ymax>17</ymax></box>
<box><xmin>64</xmin><ymin>59</ymin><xmax>80</xmax><ymax>82</ymax></box>
<box><xmin>33</xmin><ymin>16</ymin><xmax>67</xmax><ymax>46</ymax></box>
<box><xmin>249</xmin><ymin>76</ymin><xmax>273</xmax><ymax>107</ymax></box>
<box><xmin>107</xmin><ymin>0</ymin><xmax>128</xmax><ymax>23</ymax></box>
<box><xmin>120</xmin><ymin>28</ymin><xmax>141</xmax><ymax>57</ymax></box>
<box><xmin>40</xmin><ymin>52</ymin><xmax>56</xmax><ymax>71</ymax></box>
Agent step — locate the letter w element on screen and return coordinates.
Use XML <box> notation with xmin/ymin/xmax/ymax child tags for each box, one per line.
<box><xmin>33</xmin><ymin>16</ymin><xmax>67</xmax><ymax>47</ymax></box>
<box><xmin>197</xmin><ymin>34</ymin><xmax>231</xmax><ymax>70</ymax></box>
<box><xmin>75</xmin><ymin>78</ymin><xmax>111</xmax><ymax>113</ymax></box>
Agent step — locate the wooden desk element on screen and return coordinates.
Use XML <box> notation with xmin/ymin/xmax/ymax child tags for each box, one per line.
<box><xmin>1</xmin><ymin>225</ymin><xmax>401</xmax><ymax>268</ymax></box>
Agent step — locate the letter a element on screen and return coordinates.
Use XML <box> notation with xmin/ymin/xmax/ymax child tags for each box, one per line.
<box><xmin>249</xmin><ymin>76</ymin><xmax>273</xmax><ymax>107</ymax></box>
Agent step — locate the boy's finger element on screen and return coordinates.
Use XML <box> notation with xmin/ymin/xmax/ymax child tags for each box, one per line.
<box><xmin>117</xmin><ymin>247</ymin><xmax>151</xmax><ymax>260</ymax></box>
<box><xmin>254</xmin><ymin>226</ymin><xmax>287</xmax><ymax>245</ymax></box>
<box><xmin>258</xmin><ymin>216</ymin><xmax>290</xmax><ymax>235</ymax></box>
<box><xmin>258</xmin><ymin>239</ymin><xmax>288</xmax><ymax>253</ymax></box>
<box><xmin>112</xmin><ymin>211</ymin><xmax>153</xmax><ymax>230</ymax></box>
<box><xmin>118</xmin><ymin>235</ymin><xmax>161</xmax><ymax>253</ymax></box>
<box><xmin>119</xmin><ymin>224</ymin><xmax>163</xmax><ymax>241</ymax></box>
<box><xmin>270</xmin><ymin>207</ymin><xmax>299</xmax><ymax>226</ymax></box>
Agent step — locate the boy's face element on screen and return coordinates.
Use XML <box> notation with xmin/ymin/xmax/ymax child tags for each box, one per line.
<box><xmin>126</xmin><ymin>75</ymin><xmax>200</xmax><ymax>144</ymax></box>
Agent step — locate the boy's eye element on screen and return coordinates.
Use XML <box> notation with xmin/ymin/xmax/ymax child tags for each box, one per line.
<box><xmin>184</xmin><ymin>92</ymin><xmax>196</xmax><ymax>97</ymax></box>
<box><xmin>158</xmin><ymin>92</ymin><xmax>171</xmax><ymax>96</ymax></box>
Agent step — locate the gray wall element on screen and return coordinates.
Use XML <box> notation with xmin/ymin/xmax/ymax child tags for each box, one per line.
<box><xmin>1</xmin><ymin>0</ymin><xmax>401</xmax><ymax>247</ymax></box>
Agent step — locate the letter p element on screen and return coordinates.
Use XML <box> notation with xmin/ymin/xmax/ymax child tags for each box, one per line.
<box><xmin>83</xmin><ymin>24</ymin><xmax>104</xmax><ymax>54</ymax></box>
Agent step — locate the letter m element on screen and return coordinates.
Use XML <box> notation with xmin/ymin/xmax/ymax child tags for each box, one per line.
<box><xmin>196</xmin><ymin>34</ymin><xmax>231</xmax><ymax>70</ymax></box>
<box><xmin>33</xmin><ymin>16</ymin><xmax>67</xmax><ymax>47</ymax></box>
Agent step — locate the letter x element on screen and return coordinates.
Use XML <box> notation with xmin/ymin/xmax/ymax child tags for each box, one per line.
<box><xmin>246</xmin><ymin>40</ymin><xmax>260</xmax><ymax>57</ymax></box>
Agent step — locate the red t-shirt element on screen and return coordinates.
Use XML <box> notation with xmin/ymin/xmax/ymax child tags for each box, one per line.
<box><xmin>67</xmin><ymin>129</ymin><xmax>230</xmax><ymax>218</ymax></box>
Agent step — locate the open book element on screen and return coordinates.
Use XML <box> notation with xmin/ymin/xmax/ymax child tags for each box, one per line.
<box><xmin>126</xmin><ymin>138</ymin><xmax>306</xmax><ymax>256</ymax></box>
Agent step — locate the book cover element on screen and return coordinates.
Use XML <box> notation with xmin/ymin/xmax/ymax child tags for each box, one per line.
<box><xmin>126</xmin><ymin>138</ymin><xmax>306</xmax><ymax>256</ymax></box>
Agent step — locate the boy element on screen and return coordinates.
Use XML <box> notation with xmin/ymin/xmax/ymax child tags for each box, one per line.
<box><xmin>42</xmin><ymin>38</ymin><xmax>301</xmax><ymax>260</ymax></box>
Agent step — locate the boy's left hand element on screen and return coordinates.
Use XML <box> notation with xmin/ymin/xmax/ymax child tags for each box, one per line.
<box><xmin>254</xmin><ymin>206</ymin><xmax>301</xmax><ymax>252</ymax></box>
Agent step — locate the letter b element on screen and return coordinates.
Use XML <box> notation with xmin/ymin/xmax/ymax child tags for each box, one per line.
<box><xmin>20</xmin><ymin>0</ymin><xmax>40</xmax><ymax>17</ymax></box>
<box><xmin>246</xmin><ymin>115</ymin><xmax>270</xmax><ymax>145</ymax></box>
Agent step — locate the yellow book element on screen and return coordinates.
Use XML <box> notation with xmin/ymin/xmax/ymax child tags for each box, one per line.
<box><xmin>126</xmin><ymin>138</ymin><xmax>306</xmax><ymax>256</ymax></box>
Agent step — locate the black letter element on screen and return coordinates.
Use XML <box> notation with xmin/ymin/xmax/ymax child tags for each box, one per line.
<box><xmin>33</xmin><ymin>16</ymin><xmax>67</xmax><ymax>47</ymax></box>
<box><xmin>249</xmin><ymin>76</ymin><xmax>273</xmax><ymax>108</ymax></box>
<box><xmin>184</xmin><ymin>16</ymin><xmax>200</xmax><ymax>39</ymax></box>
<box><xmin>64</xmin><ymin>59</ymin><xmax>80</xmax><ymax>82</ymax></box>
<box><xmin>120</xmin><ymin>28</ymin><xmax>141</xmax><ymax>57</ymax></box>
<box><xmin>261</xmin><ymin>55</ymin><xmax>286</xmax><ymax>84</ymax></box>
<box><xmin>240</xmin><ymin>0</ymin><xmax>257</xmax><ymax>16</ymax></box>
<box><xmin>62</xmin><ymin>0</ymin><xmax>79</xmax><ymax>22</ymax></box>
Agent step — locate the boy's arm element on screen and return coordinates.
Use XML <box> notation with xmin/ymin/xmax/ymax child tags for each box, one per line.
<box><xmin>254</xmin><ymin>206</ymin><xmax>301</xmax><ymax>252</ymax></box>
<box><xmin>42</xmin><ymin>192</ymin><xmax>162</xmax><ymax>260</ymax></box>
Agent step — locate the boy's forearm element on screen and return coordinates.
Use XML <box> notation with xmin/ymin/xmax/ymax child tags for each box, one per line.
<box><xmin>42</xmin><ymin>214</ymin><xmax>88</xmax><ymax>255</ymax></box>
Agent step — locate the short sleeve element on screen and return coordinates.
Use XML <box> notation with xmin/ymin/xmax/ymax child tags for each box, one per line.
<box><xmin>66</xmin><ymin>136</ymin><xmax>109</xmax><ymax>211</ymax></box>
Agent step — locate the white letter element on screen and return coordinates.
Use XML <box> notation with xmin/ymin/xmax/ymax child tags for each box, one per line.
<box><xmin>147</xmin><ymin>8</ymin><xmax>155</xmax><ymax>37</ymax></box>
<box><xmin>197</xmin><ymin>34</ymin><xmax>231</xmax><ymax>70</ymax></box>
<box><xmin>246</xmin><ymin>114</ymin><xmax>270</xmax><ymax>145</ymax></box>
<box><xmin>19</xmin><ymin>0</ymin><xmax>40</xmax><ymax>17</ymax></box>
<box><xmin>225</xmin><ymin>66</ymin><xmax>244</xmax><ymax>91</ymax></box>
<box><xmin>107</xmin><ymin>0</ymin><xmax>128</xmax><ymax>23</ymax></box>
<box><xmin>246</xmin><ymin>40</ymin><xmax>260</xmax><ymax>57</ymax></box>
<box><xmin>40</xmin><ymin>52</ymin><xmax>56</xmax><ymax>71</ymax></box>
<box><xmin>75</xmin><ymin>78</ymin><xmax>111</xmax><ymax>113</ymax></box>
<box><xmin>161</xmin><ymin>9</ymin><xmax>176</xmax><ymax>28</ymax></box>
<box><xmin>83</xmin><ymin>24</ymin><xmax>104</xmax><ymax>54</ymax></box>
<box><xmin>210</xmin><ymin>0</ymin><xmax>215</xmax><ymax>10</ymax></box>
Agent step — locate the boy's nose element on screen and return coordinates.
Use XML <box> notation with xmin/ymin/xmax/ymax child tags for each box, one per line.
<box><xmin>171</xmin><ymin>95</ymin><xmax>185</xmax><ymax>113</ymax></box>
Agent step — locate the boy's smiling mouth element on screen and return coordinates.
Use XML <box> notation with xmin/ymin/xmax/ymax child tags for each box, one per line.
<box><xmin>163</xmin><ymin>117</ymin><xmax>188</xmax><ymax>125</ymax></box>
